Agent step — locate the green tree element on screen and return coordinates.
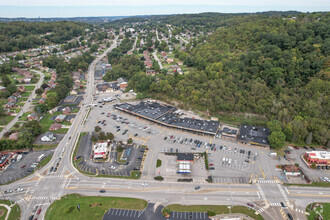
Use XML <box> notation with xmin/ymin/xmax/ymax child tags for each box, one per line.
<box><xmin>268</xmin><ymin>131</ymin><xmax>286</xmax><ymax>149</ymax></box>
<box><xmin>34</xmin><ymin>103</ymin><xmax>48</xmax><ymax>114</ymax></box>
<box><xmin>7</xmin><ymin>83</ymin><xmax>17</xmax><ymax>94</ymax></box>
<box><xmin>267</xmin><ymin>120</ymin><xmax>282</xmax><ymax>133</ymax></box>
<box><xmin>94</xmin><ymin>126</ymin><xmax>102</xmax><ymax>133</ymax></box>
<box><xmin>2</xmin><ymin>75</ymin><xmax>11</xmax><ymax>87</ymax></box>
<box><xmin>46</xmin><ymin>92</ymin><xmax>59</xmax><ymax>109</ymax></box>
<box><xmin>35</xmin><ymin>88</ymin><xmax>43</xmax><ymax>95</ymax></box>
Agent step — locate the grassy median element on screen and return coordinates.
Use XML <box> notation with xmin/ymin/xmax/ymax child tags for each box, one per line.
<box><xmin>45</xmin><ymin>194</ymin><xmax>147</xmax><ymax>220</ymax></box>
<box><xmin>0</xmin><ymin>200</ymin><xmax>20</xmax><ymax>220</ymax></box>
<box><xmin>165</xmin><ymin>204</ymin><xmax>264</xmax><ymax>220</ymax></box>
<box><xmin>307</xmin><ymin>203</ymin><xmax>330</xmax><ymax>220</ymax></box>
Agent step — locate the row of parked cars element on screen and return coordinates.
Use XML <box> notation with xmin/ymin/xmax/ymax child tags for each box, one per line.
<box><xmin>4</xmin><ymin>188</ymin><xmax>24</xmax><ymax>194</ymax></box>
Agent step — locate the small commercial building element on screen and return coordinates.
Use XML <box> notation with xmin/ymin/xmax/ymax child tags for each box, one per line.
<box><xmin>238</xmin><ymin>125</ymin><xmax>269</xmax><ymax>147</ymax></box>
<box><xmin>177</xmin><ymin>153</ymin><xmax>194</xmax><ymax>174</ymax></box>
<box><xmin>282</xmin><ymin>165</ymin><xmax>301</xmax><ymax>176</ymax></box>
<box><xmin>304</xmin><ymin>151</ymin><xmax>330</xmax><ymax>165</ymax></box>
<box><xmin>93</xmin><ymin>142</ymin><xmax>108</xmax><ymax>159</ymax></box>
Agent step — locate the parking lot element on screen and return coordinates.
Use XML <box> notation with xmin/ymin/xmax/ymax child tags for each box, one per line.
<box><xmin>83</xmin><ymin>94</ymin><xmax>329</xmax><ymax>183</ymax></box>
<box><xmin>75</xmin><ymin>132</ymin><xmax>145</xmax><ymax>177</ymax></box>
<box><xmin>0</xmin><ymin>150</ymin><xmax>53</xmax><ymax>185</ymax></box>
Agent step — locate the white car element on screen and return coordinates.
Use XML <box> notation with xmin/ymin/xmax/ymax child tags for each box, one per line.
<box><xmin>15</xmin><ymin>188</ymin><xmax>24</xmax><ymax>192</ymax></box>
<box><xmin>110</xmin><ymin>166</ymin><xmax>116</xmax><ymax>170</ymax></box>
<box><xmin>142</xmin><ymin>183</ymin><xmax>148</xmax><ymax>186</ymax></box>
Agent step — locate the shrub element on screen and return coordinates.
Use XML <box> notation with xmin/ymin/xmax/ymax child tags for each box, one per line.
<box><xmin>154</xmin><ymin>176</ymin><xmax>164</xmax><ymax>181</ymax></box>
<box><xmin>156</xmin><ymin>159</ymin><xmax>162</xmax><ymax>167</ymax></box>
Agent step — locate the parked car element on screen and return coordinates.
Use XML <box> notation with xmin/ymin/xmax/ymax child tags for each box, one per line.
<box><xmin>100</xmin><ymin>190</ymin><xmax>106</xmax><ymax>193</ymax></box>
<box><xmin>37</xmin><ymin>208</ymin><xmax>42</xmax><ymax>214</ymax></box>
<box><xmin>287</xmin><ymin>213</ymin><xmax>293</xmax><ymax>220</ymax></box>
<box><xmin>195</xmin><ymin>186</ymin><xmax>201</xmax><ymax>190</ymax></box>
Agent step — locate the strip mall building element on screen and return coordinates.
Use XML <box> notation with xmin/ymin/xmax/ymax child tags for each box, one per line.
<box><xmin>304</xmin><ymin>151</ymin><xmax>330</xmax><ymax>165</ymax></box>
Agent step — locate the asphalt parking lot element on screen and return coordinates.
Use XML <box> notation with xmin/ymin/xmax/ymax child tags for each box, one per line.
<box><xmin>83</xmin><ymin>94</ymin><xmax>329</xmax><ymax>183</ymax></box>
<box><xmin>0</xmin><ymin>150</ymin><xmax>53</xmax><ymax>185</ymax></box>
<box><xmin>75</xmin><ymin>132</ymin><xmax>145</xmax><ymax>176</ymax></box>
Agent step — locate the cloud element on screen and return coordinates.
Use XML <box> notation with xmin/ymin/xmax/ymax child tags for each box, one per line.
<box><xmin>1</xmin><ymin>0</ymin><xmax>329</xmax><ymax>7</ymax></box>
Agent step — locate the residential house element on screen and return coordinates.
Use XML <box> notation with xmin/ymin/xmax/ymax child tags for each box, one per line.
<box><xmin>12</xmin><ymin>92</ymin><xmax>21</xmax><ymax>98</ymax></box>
<box><xmin>27</xmin><ymin>112</ymin><xmax>38</xmax><ymax>121</ymax></box>
<box><xmin>63</xmin><ymin>95</ymin><xmax>77</xmax><ymax>103</ymax></box>
<box><xmin>146</xmin><ymin>70</ymin><xmax>156</xmax><ymax>76</ymax></box>
<box><xmin>117</xmin><ymin>77</ymin><xmax>128</xmax><ymax>90</ymax></box>
<box><xmin>8</xmin><ymin>96</ymin><xmax>17</xmax><ymax>103</ymax></box>
<box><xmin>166</xmin><ymin>58</ymin><xmax>174</xmax><ymax>64</ymax></box>
<box><xmin>4</xmin><ymin>102</ymin><xmax>15</xmax><ymax>108</ymax></box>
<box><xmin>54</xmin><ymin>114</ymin><xmax>66</xmax><ymax>122</ymax></box>
<box><xmin>62</xmin><ymin>107</ymin><xmax>71</xmax><ymax>115</ymax></box>
<box><xmin>49</xmin><ymin>123</ymin><xmax>62</xmax><ymax>131</ymax></box>
<box><xmin>41</xmin><ymin>92</ymin><xmax>47</xmax><ymax>98</ymax></box>
<box><xmin>17</xmin><ymin>85</ymin><xmax>26</xmax><ymax>93</ymax></box>
<box><xmin>161</xmin><ymin>51</ymin><xmax>167</xmax><ymax>57</ymax></box>
<box><xmin>0</xmin><ymin>86</ymin><xmax>6</xmax><ymax>91</ymax></box>
<box><xmin>39</xmin><ymin>97</ymin><xmax>46</xmax><ymax>104</ymax></box>
<box><xmin>9</xmin><ymin>132</ymin><xmax>19</xmax><ymax>141</ymax></box>
<box><xmin>177</xmin><ymin>61</ymin><xmax>184</xmax><ymax>66</ymax></box>
<box><xmin>41</xmin><ymin>132</ymin><xmax>56</xmax><ymax>142</ymax></box>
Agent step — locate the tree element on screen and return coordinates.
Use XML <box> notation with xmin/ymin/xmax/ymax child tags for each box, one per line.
<box><xmin>6</xmin><ymin>84</ymin><xmax>17</xmax><ymax>94</ymax></box>
<box><xmin>306</xmin><ymin>132</ymin><xmax>313</xmax><ymax>145</ymax></box>
<box><xmin>127</xmin><ymin>138</ymin><xmax>133</xmax><ymax>144</ymax></box>
<box><xmin>1</xmin><ymin>75</ymin><xmax>11</xmax><ymax>87</ymax></box>
<box><xmin>268</xmin><ymin>131</ymin><xmax>286</xmax><ymax>149</ymax></box>
<box><xmin>41</xmin><ymin>83</ymin><xmax>49</xmax><ymax>90</ymax></box>
<box><xmin>35</xmin><ymin>88</ymin><xmax>43</xmax><ymax>95</ymax></box>
<box><xmin>22</xmin><ymin>120</ymin><xmax>42</xmax><ymax>136</ymax></box>
<box><xmin>94</xmin><ymin>126</ymin><xmax>102</xmax><ymax>133</ymax></box>
<box><xmin>46</xmin><ymin>92</ymin><xmax>59</xmax><ymax>109</ymax></box>
<box><xmin>267</xmin><ymin>120</ymin><xmax>282</xmax><ymax>133</ymax></box>
<box><xmin>34</xmin><ymin>103</ymin><xmax>48</xmax><ymax>114</ymax></box>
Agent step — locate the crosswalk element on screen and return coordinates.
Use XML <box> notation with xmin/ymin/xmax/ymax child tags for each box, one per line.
<box><xmin>257</xmin><ymin>180</ymin><xmax>278</xmax><ymax>184</ymax></box>
<box><xmin>277</xmin><ymin>184</ymin><xmax>290</xmax><ymax>207</ymax></box>
<box><xmin>295</xmin><ymin>208</ymin><xmax>305</xmax><ymax>214</ymax></box>
<box><xmin>257</xmin><ymin>207</ymin><xmax>265</xmax><ymax>214</ymax></box>
<box><xmin>45</xmin><ymin>175</ymin><xmax>65</xmax><ymax>179</ymax></box>
<box><xmin>269</xmin><ymin>202</ymin><xmax>282</xmax><ymax>207</ymax></box>
<box><xmin>15</xmin><ymin>198</ymin><xmax>25</xmax><ymax>204</ymax></box>
<box><xmin>31</xmin><ymin>196</ymin><xmax>59</xmax><ymax>200</ymax></box>
<box><xmin>212</xmin><ymin>177</ymin><xmax>248</xmax><ymax>184</ymax></box>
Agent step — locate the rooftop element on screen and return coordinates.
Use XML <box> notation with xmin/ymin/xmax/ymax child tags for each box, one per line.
<box><xmin>177</xmin><ymin>153</ymin><xmax>194</xmax><ymax>161</ymax></box>
<box><xmin>306</xmin><ymin>151</ymin><xmax>330</xmax><ymax>160</ymax></box>
<box><xmin>238</xmin><ymin>125</ymin><xmax>269</xmax><ymax>145</ymax></box>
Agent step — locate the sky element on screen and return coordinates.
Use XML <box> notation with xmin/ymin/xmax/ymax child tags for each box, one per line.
<box><xmin>0</xmin><ymin>0</ymin><xmax>329</xmax><ymax>18</ymax></box>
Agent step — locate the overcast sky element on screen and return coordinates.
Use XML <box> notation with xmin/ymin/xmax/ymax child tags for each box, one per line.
<box><xmin>0</xmin><ymin>0</ymin><xmax>329</xmax><ymax>17</ymax></box>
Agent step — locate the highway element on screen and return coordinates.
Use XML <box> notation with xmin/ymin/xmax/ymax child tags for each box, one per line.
<box><xmin>0</xmin><ymin>36</ymin><xmax>329</xmax><ymax>220</ymax></box>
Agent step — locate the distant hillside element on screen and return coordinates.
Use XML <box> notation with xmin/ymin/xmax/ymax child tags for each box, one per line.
<box><xmin>0</xmin><ymin>16</ymin><xmax>127</xmax><ymax>24</ymax></box>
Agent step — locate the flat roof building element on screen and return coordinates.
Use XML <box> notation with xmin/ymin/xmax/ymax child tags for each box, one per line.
<box><xmin>115</xmin><ymin>101</ymin><xmax>220</xmax><ymax>136</ymax></box>
<box><xmin>238</xmin><ymin>125</ymin><xmax>269</xmax><ymax>147</ymax></box>
<box><xmin>177</xmin><ymin>153</ymin><xmax>194</xmax><ymax>162</ymax></box>
<box><xmin>305</xmin><ymin>151</ymin><xmax>330</xmax><ymax>165</ymax></box>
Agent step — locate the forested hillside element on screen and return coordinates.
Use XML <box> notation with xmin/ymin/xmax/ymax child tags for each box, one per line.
<box><xmin>0</xmin><ymin>21</ymin><xmax>92</xmax><ymax>52</ymax></box>
<box><xmin>124</xmin><ymin>12</ymin><xmax>330</xmax><ymax>147</ymax></box>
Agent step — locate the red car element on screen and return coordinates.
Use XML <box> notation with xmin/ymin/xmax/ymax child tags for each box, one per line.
<box><xmin>209</xmin><ymin>163</ymin><xmax>214</xmax><ymax>166</ymax></box>
<box><xmin>247</xmin><ymin>202</ymin><xmax>255</xmax><ymax>208</ymax></box>
<box><xmin>37</xmin><ymin>208</ymin><xmax>42</xmax><ymax>214</ymax></box>
<box><xmin>21</xmin><ymin>165</ymin><xmax>26</xmax><ymax>168</ymax></box>
<box><xmin>214</xmin><ymin>148</ymin><xmax>216</xmax><ymax>151</ymax></box>
<box><xmin>293</xmin><ymin>146</ymin><xmax>299</xmax><ymax>149</ymax></box>
<box><xmin>322</xmin><ymin>146</ymin><xmax>327</xmax><ymax>150</ymax></box>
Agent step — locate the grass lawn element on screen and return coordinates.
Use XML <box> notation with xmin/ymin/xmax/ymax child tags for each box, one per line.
<box><xmin>45</xmin><ymin>194</ymin><xmax>147</xmax><ymax>220</ymax></box>
<box><xmin>19</xmin><ymin>112</ymin><xmax>32</xmax><ymax>121</ymax></box>
<box><xmin>37</xmin><ymin>154</ymin><xmax>52</xmax><ymax>169</ymax></box>
<box><xmin>24</xmin><ymin>86</ymin><xmax>35</xmax><ymax>91</ymax></box>
<box><xmin>18</xmin><ymin>97</ymin><xmax>28</xmax><ymax>102</ymax></box>
<box><xmin>0</xmin><ymin>127</ymin><xmax>3</xmax><ymax>132</ymax></box>
<box><xmin>0</xmin><ymin>200</ymin><xmax>20</xmax><ymax>220</ymax></box>
<box><xmin>34</xmin><ymin>144</ymin><xmax>58</xmax><ymax>151</ymax></box>
<box><xmin>54</xmin><ymin>128</ymin><xmax>69</xmax><ymax>133</ymax></box>
<box><xmin>165</xmin><ymin>205</ymin><xmax>263</xmax><ymax>220</ymax></box>
<box><xmin>307</xmin><ymin>203</ymin><xmax>330</xmax><ymax>220</ymax></box>
<box><xmin>20</xmin><ymin>92</ymin><xmax>31</xmax><ymax>97</ymax></box>
<box><xmin>40</xmin><ymin>114</ymin><xmax>54</xmax><ymax>132</ymax></box>
<box><xmin>0</xmin><ymin>115</ymin><xmax>15</xmax><ymax>125</ymax></box>
<box><xmin>0</xmin><ymin>206</ymin><xmax>8</xmax><ymax>220</ymax></box>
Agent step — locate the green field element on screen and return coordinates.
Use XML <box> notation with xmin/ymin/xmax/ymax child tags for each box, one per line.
<box><xmin>0</xmin><ymin>206</ymin><xmax>8</xmax><ymax>220</ymax></box>
<box><xmin>19</xmin><ymin>112</ymin><xmax>32</xmax><ymax>121</ymax></box>
<box><xmin>24</xmin><ymin>86</ymin><xmax>35</xmax><ymax>91</ymax></box>
<box><xmin>0</xmin><ymin>200</ymin><xmax>20</xmax><ymax>220</ymax></box>
<box><xmin>20</xmin><ymin>92</ymin><xmax>31</xmax><ymax>97</ymax></box>
<box><xmin>307</xmin><ymin>203</ymin><xmax>330</xmax><ymax>220</ymax></box>
<box><xmin>165</xmin><ymin>204</ymin><xmax>264</xmax><ymax>220</ymax></box>
<box><xmin>45</xmin><ymin>194</ymin><xmax>147</xmax><ymax>220</ymax></box>
<box><xmin>0</xmin><ymin>115</ymin><xmax>15</xmax><ymax>125</ymax></box>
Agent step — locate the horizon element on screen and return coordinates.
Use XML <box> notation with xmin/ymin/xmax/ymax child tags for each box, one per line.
<box><xmin>0</xmin><ymin>4</ymin><xmax>329</xmax><ymax>18</ymax></box>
